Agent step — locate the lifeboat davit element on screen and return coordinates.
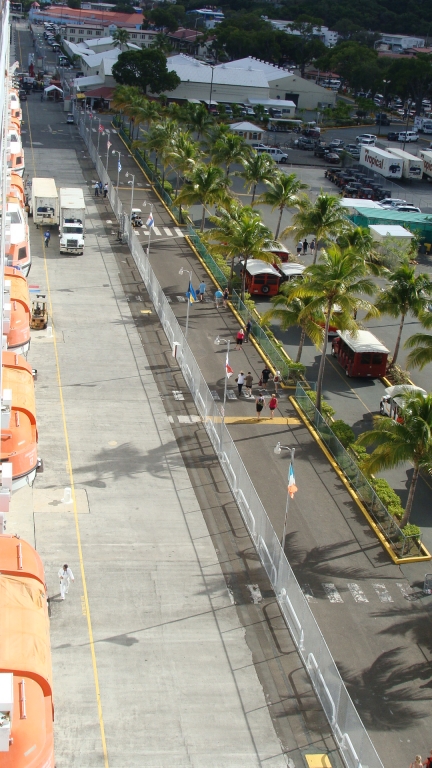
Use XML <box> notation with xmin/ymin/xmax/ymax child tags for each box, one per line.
<box><xmin>0</xmin><ymin>534</ymin><xmax>54</xmax><ymax>768</ymax></box>
<box><xmin>4</xmin><ymin>266</ymin><xmax>31</xmax><ymax>356</ymax></box>
<box><xmin>1</xmin><ymin>351</ymin><xmax>38</xmax><ymax>490</ymax></box>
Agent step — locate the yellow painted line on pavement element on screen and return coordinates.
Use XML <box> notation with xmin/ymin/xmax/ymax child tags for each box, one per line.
<box><xmin>207</xmin><ymin>416</ymin><xmax>300</xmax><ymax>424</ymax></box>
<box><xmin>21</xmin><ymin>27</ymin><xmax>110</xmax><ymax>767</ymax></box>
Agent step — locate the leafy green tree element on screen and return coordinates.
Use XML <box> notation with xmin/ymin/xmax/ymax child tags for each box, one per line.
<box><xmin>150</xmin><ymin>32</ymin><xmax>173</xmax><ymax>54</ymax></box>
<box><xmin>286</xmin><ymin>192</ymin><xmax>347</xmax><ymax>263</ymax></box>
<box><xmin>207</xmin><ymin>205</ymin><xmax>279</xmax><ymax>299</ymax></box>
<box><xmin>404</xmin><ymin>315</ymin><xmax>432</xmax><ymax>370</ymax></box>
<box><xmin>256</xmin><ymin>173</ymin><xmax>308</xmax><ymax>239</ymax></box>
<box><xmin>357</xmin><ymin>392</ymin><xmax>432</xmax><ymax>527</ymax></box>
<box><xmin>174</xmin><ymin>165</ymin><xmax>231</xmax><ymax>231</ymax></box>
<box><xmin>387</xmin><ymin>54</ymin><xmax>432</xmax><ymax>113</ymax></box>
<box><xmin>337</xmin><ymin>226</ymin><xmax>385</xmax><ymax>276</ymax></box>
<box><xmin>277</xmin><ymin>31</ymin><xmax>326</xmax><ymax>77</ymax></box>
<box><xmin>263</xmin><ymin>290</ymin><xmax>324</xmax><ymax>363</ymax></box>
<box><xmin>186</xmin><ymin>103</ymin><xmax>214</xmax><ymax>140</ymax></box>
<box><xmin>211</xmin><ymin>133</ymin><xmax>251</xmax><ymax>177</ymax></box>
<box><xmin>289</xmin><ymin>246</ymin><xmax>377</xmax><ymax>412</ymax></box>
<box><xmin>370</xmin><ymin>260</ymin><xmax>432</xmax><ymax>367</ymax></box>
<box><xmin>67</xmin><ymin>0</ymin><xmax>81</xmax><ymax>8</ymax></box>
<box><xmin>112</xmin><ymin>49</ymin><xmax>180</xmax><ymax>96</ymax></box>
<box><xmin>112</xmin><ymin>85</ymin><xmax>141</xmax><ymax>127</ymax></box>
<box><xmin>236</xmin><ymin>152</ymin><xmax>275</xmax><ymax>204</ymax></box>
<box><xmin>112</xmin><ymin>28</ymin><xmax>131</xmax><ymax>50</ymax></box>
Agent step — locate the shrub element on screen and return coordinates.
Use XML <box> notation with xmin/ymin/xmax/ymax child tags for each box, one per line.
<box><xmin>332</xmin><ymin>419</ymin><xmax>355</xmax><ymax>448</ymax></box>
<box><xmin>370</xmin><ymin>477</ymin><xmax>404</xmax><ymax>520</ymax></box>
<box><xmin>401</xmin><ymin>523</ymin><xmax>421</xmax><ymax>538</ymax></box>
<box><xmin>351</xmin><ymin>442</ymin><xmax>368</xmax><ymax>460</ymax></box>
<box><xmin>306</xmin><ymin>390</ymin><xmax>335</xmax><ymax>419</ymax></box>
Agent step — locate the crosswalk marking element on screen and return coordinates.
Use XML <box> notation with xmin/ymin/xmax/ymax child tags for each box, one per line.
<box><xmin>163</xmin><ymin>227</ymin><xmax>173</xmax><ymax>236</ymax></box>
<box><xmin>396</xmin><ymin>582</ymin><xmax>414</xmax><ymax>600</ymax></box>
<box><xmin>322</xmin><ymin>583</ymin><xmax>343</xmax><ymax>603</ymax></box>
<box><xmin>372</xmin><ymin>583</ymin><xmax>394</xmax><ymax>603</ymax></box>
<box><xmin>152</xmin><ymin>226</ymin><xmax>161</xmax><ymax>236</ymax></box>
<box><xmin>347</xmin><ymin>583</ymin><xmax>369</xmax><ymax>603</ymax></box>
<box><xmin>174</xmin><ymin>228</ymin><xmax>184</xmax><ymax>237</ymax></box>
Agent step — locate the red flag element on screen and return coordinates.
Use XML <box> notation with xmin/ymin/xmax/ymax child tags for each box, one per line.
<box><xmin>226</xmin><ymin>354</ymin><xmax>234</xmax><ymax>378</ymax></box>
<box><xmin>99</xmin><ymin>124</ymin><xmax>104</xmax><ymax>133</ymax></box>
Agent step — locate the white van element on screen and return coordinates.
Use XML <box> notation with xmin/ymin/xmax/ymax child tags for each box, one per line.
<box><xmin>256</xmin><ymin>146</ymin><xmax>288</xmax><ymax>163</ymax></box>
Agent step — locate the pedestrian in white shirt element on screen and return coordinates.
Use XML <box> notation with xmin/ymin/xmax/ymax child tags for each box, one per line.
<box><xmin>236</xmin><ymin>371</ymin><xmax>245</xmax><ymax>396</ymax></box>
<box><xmin>58</xmin><ymin>564</ymin><xmax>75</xmax><ymax>600</ymax></box>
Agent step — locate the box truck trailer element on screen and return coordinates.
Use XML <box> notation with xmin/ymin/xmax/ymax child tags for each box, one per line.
<box><xmin>414</xmin><ymin>117</ymin><xmax>432</xmax><ymax>134</ymax></box>
<box><xmin>59</xmin><ymin>188</ymin><xmax>85</xmax><ymax>255</ymax></box>
<box><xmin>387</xmin><ymin>148</ymin><xmax>424</xmax><ymax>179</ymax></box>
<box><xmin>419</xmin><ymin>149</ymin><xmax>432</xmax><ymax>179</ymax></box>
<box><xmin>31</xmin><ymin>177</ymin><xmax>59</xmax><ymax>227</ymax></box>
<box><xmin>360</xmin><ymin>145</ymin><xmax>403</xmax><ymax>179</ymax></box>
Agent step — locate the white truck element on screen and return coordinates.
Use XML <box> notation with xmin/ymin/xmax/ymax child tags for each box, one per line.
<box><xmin>387</xmin><ymin>148</ymin><xmax>424</xmax><ymax>179</ymax></box>
<box><xmin>419</xmin><ymin>149</ymin><xmax>432</xmax><ymax>179</ymax></box>
<box><xmin>359</xmin><ymin>145</ymin><xmax>403</xmax><ymax>179</ymax></box>
<box><xmin>414</xmin><ymin>116</ymin><xmax>432</xmax><ymax>133</ymax></box>
<box><xmin>31</xmin><ymin>177</ymin><xmax>59</xmax><ymax>227</ymax></box>
<box><xmin>59</xmin><ymin>188</ymin><xmax>86</xmax><ymax>255</ymax></box>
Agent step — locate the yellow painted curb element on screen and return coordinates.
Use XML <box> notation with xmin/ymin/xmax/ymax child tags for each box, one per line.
<box><xmin>290</xmin><ymin>396</ymin><xmax>432</xmax><ymax>564</ymax></box>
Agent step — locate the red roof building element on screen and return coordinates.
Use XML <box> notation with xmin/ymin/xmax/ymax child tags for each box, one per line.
<box><xmin>29</xmin><ymin>6</ymin><xmax>144</xmax><ymax>28</ymax></box>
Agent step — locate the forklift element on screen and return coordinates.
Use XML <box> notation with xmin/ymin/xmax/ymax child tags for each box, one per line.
<box><xmin>30</xmin><ymin>294</ymin><xmax>48</xmax><ymax>330</ymax></box>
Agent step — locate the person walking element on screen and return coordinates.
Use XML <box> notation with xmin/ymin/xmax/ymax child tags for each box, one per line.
<box><xmin>236</xmin><ymin>371</ymin><xmax>245</xmax><ymax>396</ymax></box>
<box><xmin>268</xmin><ymin>394</ymin><xmax>278</xmax><ymax>419</ymax></box>
<box><xmin>303</xmin><ymin>238</ymin><xmax>309</xmax><ymax>254</ymax></box>
<box><xmin>423</xmin><ymin>751</ymin><xmax>432</xmax><ymax>768</ymax></box>
<box><xmin>410</xmin><ymin>757</ymin><xmax>423</xmax><ymax>768</ymax></box>
<box><xmin>296</xmin><ymin>240</ymin><xmax>302</xmax><ymax>256</ymax></box>
<box><xmin>273</xmin><ymin>370</ymin><xmax>281</xmax><ymax>393</ymax></box>
<box><xmin>214</xmin><ymin>289</ymin><xmax>223</xmax><ymax>308</ymax></box>
<box><xmin>94</xmin><ymin>181</ymin><xmax>99</xmax><ymax>197</ymax></box>
<box><xmin>44</xmin><ymin>230</ymin><xmax>50</xmax><ymax>247</ymax></box>
<box><xmin>223</xmin><ymin>287</ymin><xmax>229</xmax><ymax>308</ymax></box>
<box><xmin>255</xmin><ymin>394</ymin><xmax>265</xmax><ymax>419</ymax></box>
<box><xmin>58</xmin><ymin>564</ymin><xmax>75</xmax><ymax>600</ymax></box>
<box><xmin>245</xmin><ymin>371</ymin><xmax>253</xmax><ymax>397</ymax></box>
<box><xmin>103</xmin><ymin>182</ymin><xmax>108</xmax><ymax>198</ymax></box>
<box><xmin>198</xmin><ymin>280</ymin><xmax>206</xmax><ymax>302</ymax></box>
<box><xmin>261</xmin><ymin>366</ymin><xmax>270</xmax><ymax>388</ymax></box>
<box><xmin>310</xmin><ymin>238</ymin><xmax>316</xmax><ymax>253</ymax></box>
<box><xmin>235</xmin><ymin>328</ymin><xmax>245</xmax><ymax>350</ymax></box>
<box><xmin>98</xmin><ymin>180</ymin><xmax>103</xmax><ymax>194</ymax></box>
<box><xmin>244</xmin><ymin>319</ymin><xmax>252</xmax><ymax>343</ymax></box>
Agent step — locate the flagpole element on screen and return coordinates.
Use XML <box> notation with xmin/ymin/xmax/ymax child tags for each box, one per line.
<box><xmin>179</xmin><ymin>267</ymin><xmax>193</xmax><ymax>338</ymax></box>
<box><xmin>214</xmin><ymin>336</ymin><xmax>231</xmax><ymax>458</ymax></box>
<box><xmin>274</xmin><ymin>443</ymin><xmax>296</xmax><ymax>550</ymax></box>
<box><xmin>97</xmin><ymin>118</ymin><xmax>101</xmax><ymax>152</ymax></box>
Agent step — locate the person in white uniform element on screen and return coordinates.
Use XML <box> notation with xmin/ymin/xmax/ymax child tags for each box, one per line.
<box><xmin>58</xmin><ymin>564</ymin><xmax>75</xmax><ymax>600</ymax></box>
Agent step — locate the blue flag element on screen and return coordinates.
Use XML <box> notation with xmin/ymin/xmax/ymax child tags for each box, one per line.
<box><xmin>118</xmin><ymin>159</ymin><xmax>122</xmax><ymax>172</ymax></box>
<box><xmin>186</xmin><ymin>281</ymin><xmax>197</xmax><ymax>303</ymax></box>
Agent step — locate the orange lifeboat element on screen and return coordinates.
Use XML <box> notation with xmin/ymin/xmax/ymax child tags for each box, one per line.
<box><xmin>9</xmin><ymin>90</ymin><xmax>22</xmax><ymax>122</ymax></box>
<box><xmin>4</xmin><ymin>267</ymin><xmax>31</xmax><ymax>356</ymax></box>
<box><xmin>6</xmin><ymin>201</ymin><xmax>31</xmax><ymax>276</ymax></box>
<box><xmin>1</xmin><ymin>351</ymin><xmax>38</xmax><ymax>490</ymax></box>
<box><xmin>0</xmin><ymin>534</ymin><xmax>54</xmax><ymax>768</ymax></box>
<box><xmin>8</xmin><ymin>174</ymin><xmax>25</xmax><ymax>207</ymax></box>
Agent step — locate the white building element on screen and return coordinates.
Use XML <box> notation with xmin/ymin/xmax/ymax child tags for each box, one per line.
<box><xmin>377</xmin><ymin>33</ymin><xmax>425</xmax><ymax>51</ymax></box>
<box><xmin>268</xmin><ymin>19</ymin><xmax>338</xmax><ymax>47</ymax></box>
<box><xmin>185</xmin><ymin>9</ymin><xmax>224</xmax><ymax>29</ymax></box>
<box><xmin>60</xmin><ymin>23</ymin><xmax>158</xmax><ymax>48</ymax></box>
<box><xmin>229</xmin><ymin>121</ymin><xmax>264</xmax><ymax>143</ymax></box>
<box><xmin>162</xmin><ymin>55</ymin><xmax>270</xmax><ymax>103</ymax></box>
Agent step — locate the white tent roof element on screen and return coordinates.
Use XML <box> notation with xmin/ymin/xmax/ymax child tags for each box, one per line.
<box><xmin>74</xmin><ymin>75</ymin><xmax>104</xmax><ymax>88</ymax></box>
<box><xmin>44</xmin><ymin>84</ymin><xmax>63</xmax><ymax>93</ymax></box>
<box><xmin>230</xmin><ymin>121</ymin><xmax>263</xmax><ymax>132</ymax></box>
<box><xmin>340</xmin><ymin>199</ymin><xmax>383</xmax><ymax>209</ymax></box>
<box><xmin>369</xmin><ymin>224</ymin><xmax>413</xmax><ymax>238</ymax></box>
<box><xmin>337</xmin><ymin>330</ymin><xmax>389</xmax><ymax>354</ymax></box>
<box><xmin>279</xmin><ymin>263</ymin><xmax>305</xmax><ymax>276</ymax></box>
<box><xmin>245</xmin><ymin>260</ymin><xmax>280</xmax><ymax>276</ymax></box>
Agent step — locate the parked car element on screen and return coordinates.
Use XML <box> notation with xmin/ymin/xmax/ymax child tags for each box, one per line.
<box><xmin>395</xmin><ymin>204</ymin><xmax>421</xmax><ymax>213</ymax></box>
<box><xmin>19</xmin><ymin>89</ymin><xmax>27</xmax><ymax>100</ymax></box>
<box><xmin>314</xmin><ymin>145</ymin><xmax>330</xmax><ymax>158</ymax></box>
<box><xmin>66</xmin><ymin>113</ymin><xmax>74</xmax><ymax>124</ymax></box>
<box><xmin>326</xmin><ymin>152</ymin><xmax>341</xmax><ymax>164</ymax></box>
<box><xmin>251</xmin><ymin>143</ymin><xmax>267</xmax><ymax>150</ymax></box>
<box><xmin>328</xmin><ymin>138</ymin><xmax>345</xmax><ymax>149</ymax></box>
<box><xmin>356</xmin><ymin>134</ymin><xmax>377</xmax><ymax>145</ymax></box>
<box><xmin>387</xmin><ymin>131</ymin><xmax>400</xmax><ymax>141</ymax></box>
<box><xmin>397</xmin><ymin>131</ymin><xmax>419</xmax><ymax>142</ymax></box>
<box><xmin>376</xmin><ymin>113</ymin><xmax>391</xmax><ymax>125</ymax></box>
<box><xmin>256</xmin><ymin>147</ymin><xmax>288</xmax><ymax>163</ymax></box>
<box><xmin>379</xmin><ymin>198</ymin><xmax>406</xmax><ymax>208</ymax></box>
<box><xmin>297</xmin><ymin>137</ymin><xmax>315</xmax><ymax>150</ymax></box>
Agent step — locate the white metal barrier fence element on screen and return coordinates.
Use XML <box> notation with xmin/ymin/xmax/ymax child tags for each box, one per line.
<box><xmin>77</xmin><ymin>109</ymin><xmax>383</xmax><ymax>768</ymax></box>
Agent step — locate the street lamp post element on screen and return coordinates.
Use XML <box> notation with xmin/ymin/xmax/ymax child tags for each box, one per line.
<box><xmin>105</xmin><ymin>129</ymin><xmax>110</xmax><ymax>172</ymax></box>
<box><xmin>214</xmin><ymin>336</ymin><xmax>231</xmax><ymax>455</ymax></box>
<box><xmin>96</xmin><ymin>117</ymin><xmax>102</xmax><ymax>152</ymax></box>
<box><xmin>377</xmin><ymin>79</ymin><xmax>390</xmax><ymax>137</ymax></box>
<box><xmin>146</xmin><ymin>202</ymin><xmax>154</xmax><ymax>255</ymax></box>
<box><xmin>125</xmin><ymin>171</ymin><xmax>135</xmax><ymax>215</ymax></box>
<box><xmin>274</xmin><ymin>442</ymin><xmax>296</xmax><ymax>550</ymax></box>
<box><xmin>112</xmin><ymin>149</ymin><xmax>121</xmax><ymax>190</ymax></box>
<box><xmin>208</xmin><ymin>64</ymin><xmax>215</xmax><ymax>113</ymax></box>
<box><xmin>179</xmin><ymin>266</ymin><xmax>193</xmax><ymax>337</ymax></box>
<box><xmin>403</xmin><ymin>99</ymin><xmax>412</xmax><ymax>151</ymax></box>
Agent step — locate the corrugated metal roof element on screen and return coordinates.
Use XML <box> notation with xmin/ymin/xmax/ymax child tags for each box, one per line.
<box><xmin>230</xmin><ymin>121</ymin><xmax>263</xmax><ymax>131</ymax></box>
<box><xmin>221</xmin><ymin>56</ymin><xmax>291</xmax><ymax>82</ymax></box>
<box><xmin>353</xmin><ymin>207</ymin><xmax>432</xmax><ymax>223</ymax></box>
<box><xmin>167</xmin><ymin>54</ymin><xmax>270</xmax><ymax>87</ymax></box>
<box><xmin>337</xmin><ymin>330</ymin><xmax>389</xmax><ymax>354</ymax></box>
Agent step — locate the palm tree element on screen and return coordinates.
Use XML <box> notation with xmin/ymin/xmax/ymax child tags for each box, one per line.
<box><xmin>174</xmin><ymin>164</ymin><xmax>231</xmax><ymax>231</ymax></box>
<box><xmin>357</xmin><ymin>392</ymin><xmax>432</xmax><ymax>527</ymax></box>
<box><xmin>186</xmin><ymin>103</ymin><xmax>214</xmax><ymax>140</ymax></box>
<box><xmin>208</xmin><ymin>206</ymin><xmax>279</xmax><ymax>300</ymax></box>
<box><xmin>211</xmin><ymin>133</ymin><xmax>251</xmax><ymax>176</ymax></box>
<box><xmin>205</xmin><ymin>199</ymin><xmax>248</xmax><ymax>282</ymax></box>
<box><xmin>236</xmin><ymin>152</ymin><xmax>275</xmax><ymax>204</ymax></box>
<box><xmin>256</xmin><ymin>172</ymin><xmax>308</xmax><ymax>239</ymax></box>
<box><xmin>286</xmin><ymin>192</ymin><xmax>348</xmax><ymax>264</ymax></box>
<box><xmin>370</xmin><ymin>260</ymin><xmax>432</xmax><ymax>368</ymax></box>
<box><xmin>133</xmin><ymin>98</ymin><xmax>161</xmax><ymax>139</ymax></box>
<box><xmin>404</xmin><ymin>310</ymin><xmax>432</xmax><ymax>370</ymax></box>
<box><xmin>112</xmin><ymin>28</ymin><xmax>131</xmax><ymax>50</ymax></box>
<box><xmin>165</xmin><ymin>133</ymin><xmax>201</xmax><ymax>195</ymax></box>
<box><xmin>337</xmin><ymin>226</ymin><xmax>386</xmax><ymax>276</ymax></box>
<box><xmin>112</xmin><ymin>85</ymin><xmax>141</xmax><ymax>128</ymax></box>
<box><xmin>288</xmin><ymin>246</ymin><xmax>377</xmax><ymax>413</ymax></box>
<box><xmin>140</xmin><ymin>120</ymin><xmax>179</xmax><ymax>183</ymax></box>
<box><xmin>150</xmin><ymin>31</ymin><xmax>172</xmax><ymax>54</ymax></box>
<box><xmin>262</xmin><ymin>289</ymin><xmax>325</xmax><ymax>363</ymax></box>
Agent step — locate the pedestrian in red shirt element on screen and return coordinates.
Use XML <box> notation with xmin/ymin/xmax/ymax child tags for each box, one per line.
<box><xmin>268</xmin><ymin>395</ymin><xmax>278</xmax><ymax>419</ymax></box>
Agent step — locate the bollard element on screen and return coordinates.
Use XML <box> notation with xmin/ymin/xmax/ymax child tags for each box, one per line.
<box><xmin>61</xmin><ymin>487</ymin><xmax>72</xmax><ymax>504</ymax></box>
<box><xmin>47</xmin><ymin>326</ymin><xmax>53</xmax><ymax>337</ymax></box>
